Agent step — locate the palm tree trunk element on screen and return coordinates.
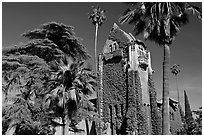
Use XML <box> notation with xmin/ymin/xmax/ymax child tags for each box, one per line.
<box><xmin>162</xmin><ymin>44</ymin><xmax>171</xmax><ymax>135</ymax></box>
<box><xmin>62</xmin><ymin>96</ymin><xmax>66</xmax><ymax>135</ymax></box>
<box><xmin>95</xmin><ymin>23</ymin><xmax>102</xmax><ymax>135</ymax></box>
<box><xmin>62</xmin><ymin>117</ymin><xmax>65</xmax><ymax>135</ymax></box>
<box><xmin>85</xmin><ymin>118</ymin><xmax>90</xmax><ymax>135</ymax></box>
<box><xmin>94</xmin><ymin>23</ymin><xmax>99</xmax><ymax>72</ymax></box>
<box><xmin>176</xmin><ymin>75</ymin><xmax>180</xmax><ymax>103</ymax></box>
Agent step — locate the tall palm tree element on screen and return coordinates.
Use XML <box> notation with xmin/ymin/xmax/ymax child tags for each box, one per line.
<box><xmin>119</xmin><ymin>2</ymin><xmax>201</xmax><ymax>135</ymax></box>
<box><xmin>88</xmin><ymin>6</ymin><xmax>106</xmax><ymax>134</ymax></box>
<box><xmin>170</xmin><ymin>64</ymin><xmax>185</xmax><ymax>123</ymax></box>
<box><xmin>88</xmin><ymin>6</ymin><xmax>106</xmax><ymax>72</ymax></box>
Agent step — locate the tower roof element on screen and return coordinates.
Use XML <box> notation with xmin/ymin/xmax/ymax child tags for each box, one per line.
<box><xmin>102</xmin><ymin>23</ymin><xmax>147</xmax><ymax>54</ymax></box>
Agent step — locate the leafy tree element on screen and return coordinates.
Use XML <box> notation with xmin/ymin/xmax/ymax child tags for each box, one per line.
<box><xmin>177</xmin><ymin>106</ymin><xmax>202</xmax><ymax>135</ymax></box>
<box><xmin>119</xmin><ymin>2</ymin><xmax>201</xmax><ymax>134</ymax></box>
<box><xmin>2</xmin><ymin>53</ymin><xmax>54</xmax><ymax>135</ymax></box>
<box><xmin>22</xmin><ymin>22</ymin><xmax>90</xmax><ymax>61</ymax></box>
<box><xmin>2</xmin><ymin>94</ymin><xmax>56</xmax><ymax>135</ymax></box>
<box><xmin>2</xmin><ymin>22</ymin><xmax>96</xmax><ymax>135</ymax></box>
<box><xmin>88</xmin><ymin>6</ymin><xmax>106</xmax><ymax>71</ymax></box>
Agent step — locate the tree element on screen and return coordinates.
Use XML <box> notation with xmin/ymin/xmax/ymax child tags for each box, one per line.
<box><xmin>88</xmin><ymin>6</ymin><xmax>106</xmax><ymax>135</ymax></box>
<box><xmin>170</xmin><ymin>64</ymin><xmax>185</xmax><ymax>122</ymax></box>
<box><xmin>21</xmin><ymin>22</ymin><xmax>90</xmax><ymax>62</ymax></box>
<box><xmin>2</xmin><ymin>22</ymin><xmax>96</xmax><ymax>135</ymax></box>
<box><xmin>184</xmin><ymin>90</ymin><xmax>195</xmax><ymax>134</ymax></box>
<box><xmin>44</xmin><ymin>58</ymin><xmax>98</xmax><ymax>135</ymax></box>
<box><xmin>170</xmin><ymin>64</ymin><xmax>180</xmax><ymax>102</ymax></box>
<box><xmin>2</xmin><ymin>53</ymin><xmax>55</xmax><ymax>135</ymax></box>
<box><xmin>177</xmin><ymin>93</ymin><xmax>200</xmax><ymax>135</ymax></box>
<box><xmin>119</xmin><ymin>2</ymin><xmax>201</xmax><ymax>134</ymax></box>
<box><xmin>88</xmin><ymin>6</ymin><xmax>106</xmax><ymax>72</ymax></box>
<box><xmin>2</xmin><ymin>91</ymin><xmax>56</xmax><ymax>135</ymax></box>
<box><xmin>192</xmin><ymin>107</ymin><xmax>202</xmax><ymax>134</ymax></box>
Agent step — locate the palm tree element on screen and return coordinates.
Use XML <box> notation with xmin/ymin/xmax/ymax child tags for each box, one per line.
<box><xmin>44</xmin><ymin>57</ymin><xmax>97</xmax><ymax>135</ymax></box>
<box><xmin>170</xmin><ymin>64</ymin><xmax>181</xmax><ymax>103</ymax></box>
<box><xmin>88</xmin><ymin>6</ymin><xmax>106</xmax><ymax>72</ymax></box>
<box><xmin>119</xmin><ymin>2</ymin><xmax>201</xmax><ymax>135</ymax></box>
<box><xmin>170</xmin><ymin>64</ymin><xmax>185</xmax><ymax>123</ymax></box>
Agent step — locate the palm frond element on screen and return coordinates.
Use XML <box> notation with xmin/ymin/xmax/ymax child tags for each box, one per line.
<box><xmin>133</xmin><ymin>20</ymin><xmax>147</xmax><ymax>35</ymax></box>
<box><xmin>186</xmin><ymin>3</ymin><xmax>202</xmax><ymax>20</ymax></box>
<box><xmin>120</xmin><ymin>2</ymin><xmax>197</xmax><ymax>45</ymax></box>
<box><xmin>88</xmin><ymin>6</ymin><xmax>106</xmax><ymax>26</ymax></box>
<box><xmin>119</xmin><ymin>9</ymin><xmax>136</xmax><ymax>24</ymax></box>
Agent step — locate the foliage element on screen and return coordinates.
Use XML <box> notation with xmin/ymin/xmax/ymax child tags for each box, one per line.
<box><xmin>177</xmin><ymin>107</ymin><xmax>202</xmax><ymax>135</ymax></box>
<box><xmin>134</xmin><ymin>71</ymin><xmax>148</xmax><ymax>134</ymax></box>
<box><xmin>2</xmin><ymin>53</ymin><xmax>53</xmax><ymax>135</ymax></box>
<box><xmin>102</xmin><ymin>58</ymin><xmax>127</xmax><ymax>134</ymax></box>
<box><xmin>2</xmin><ymin>54</ymin><xmax>50</xmax><ymax>101</ymax></box>
<box><xmin>177</xmin><ymin>91</ymin><xmax>201</xmax><ymax>135</ymax></box>
<box><xmin>119</xmin><ymin>2</ymin><xmax>202</xmax><ymax>45</ymax></box>
<box><xmin>170</xmin><ymin>64</ymin><xmax>180</xmax><ymax>76</ymax></box>
<box><xmin>2</xmin><ymin>22</ymin><xmax>96</xmax><ymax>135</ymax></box>
<box><xmin>184</xmin><ymin>90</ymin><xmax>194</xmax><ymax>128</ymax></box>
<box><xmin>102</xmin><ymin>53</ymin><xmax>149</xmax><ymax>135</ymax></box>
<box><xmin>192</xmin><ymin>107</ymin><xmax>202</xmax><ymax>134</ymax></box>
<box><xmin>22</xmin><ymin>22</ymin><xmax>90</xmax><ymax>61</ymax></box>
<box><xmin>119</xmin><ymin>2</ymin><xmax>201</xmax><ymax>135</ymax></box>
<box><xmin>88</xmin><ymin>5</ymin><xmax>106</xmax><ymax>75</ymax></box>
<box><xmin>44</xmin><ymin>58</ymin><xmax>98</xmax><ymax>124</ymax></box>
<box><xmin>148</xmin><ymin>73</ymin><xmax>161</xmax><ymax>135</ymax></box>
<box><xmin>2</xmin><ymin>91</ymin><xmax>55</xmax><ymax>135</ymax></box>
<box><xmin>126</xmin><ymin>70</ymin><xmax>138</xmax><ymax>134</ymax></box>
<box><xmin>88</xmin><ymin>6</ymin><xmax>106</xmax><ymax>26</ymax></box>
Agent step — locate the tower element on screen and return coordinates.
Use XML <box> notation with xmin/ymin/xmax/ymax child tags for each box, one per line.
<box><xmin>98</xmin><ymin>23</ymin><xmax>153</xmax><ymax>134</ymax></box>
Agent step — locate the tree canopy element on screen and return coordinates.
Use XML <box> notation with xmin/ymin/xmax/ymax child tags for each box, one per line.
<box><xmin>119</xmin><ymin>2</ymin><xmax>202</xmax><ymax>45</ymax></box>
<box><xmin>2</xmin><ymin>22</ymin><xmax>97</xmax><ymax>135</ymax></box>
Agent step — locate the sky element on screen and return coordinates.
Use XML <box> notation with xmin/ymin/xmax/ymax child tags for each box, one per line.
<box><xmin>2</xmin><ymin>2</ymin><xmax>202</xmax><ymax>111</ymax></box>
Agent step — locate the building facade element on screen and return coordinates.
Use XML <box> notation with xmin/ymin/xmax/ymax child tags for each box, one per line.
<box><xmin>98</xmin><ymin>23</ymin><xmax>182</xmax><ymax>135</ymax></box>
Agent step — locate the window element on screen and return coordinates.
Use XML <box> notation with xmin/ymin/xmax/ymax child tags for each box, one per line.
<box><xmin>109</xmin><ymin>44</ymin><xmax>113</xmax><ymax>52</ymax></box>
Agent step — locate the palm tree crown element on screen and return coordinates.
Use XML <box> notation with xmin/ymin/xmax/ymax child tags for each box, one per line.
<box><xmin>119</xmin><ymin>2</ymin><xmax>201</xmax><ymax>45</ymax></box>
<box><xmin>88</xmin><ymin>6</ymin><xmax>106</xmax><ymax>26</ymax></box>
<box><xmin>170</xmin><ymin>64</ymin><xmax>180</xmax><ymax>76</ymax></box>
